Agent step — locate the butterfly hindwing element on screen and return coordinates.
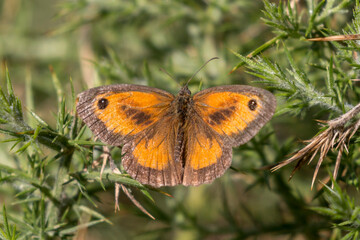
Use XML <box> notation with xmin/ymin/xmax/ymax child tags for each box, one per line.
<box><xmin>182</xmin><ymin>115</ymin><xmax>232</xmax><ymax>186</ymax></box>
<box><xmin>122</xmin><ymin>115</ymin><xmax>183</xmax><ymax>187</ymax></box>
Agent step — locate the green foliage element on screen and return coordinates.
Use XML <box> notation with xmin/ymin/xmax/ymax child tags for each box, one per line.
<box><xmin>312</xmin><ymin>181</ymin><xmax>360</xmax><ymax>239</ymax></box>
<box><xmin>0</xmin><ymin>0</ymin><xmax>360</xmax><ymax>239</ymax></box>
<box><xmin>0</xmin><ymin>205</ymin><xmax>18</xmax><ymax>240</ymax></box>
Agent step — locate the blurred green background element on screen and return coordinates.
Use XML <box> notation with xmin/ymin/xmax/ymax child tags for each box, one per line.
<box><xmin>0</xmin><ymin>0</ymin><xmax>359</xmax><ymax>239</ymax></box>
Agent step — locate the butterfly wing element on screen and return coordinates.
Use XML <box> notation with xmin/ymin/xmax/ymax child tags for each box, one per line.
<box><xmin>122</xmin><ymin>115</ymin><xmax>183</xmax><ymax>186</ymax></box>
<box><xmin>76</xmin><ymin>84</ymin><xmax>174</xmax><ymax>146</ymax></box>
<box><xmin>182</xmin><ymin>85</ymin><xmax>276</xmax><ymax>186</ymax></box>
<box><xmin>76</xmin><ymin>84</ymin><xmax>182</xmax><ymax>186</ymax></box>
<box><xmin>192</xmin><ymin>85</ymin><xmax>276</xmax><ymax>146</ymax></box>
<box><xmin>182</xmin><ymin>115</ymin><xmax>232</xmax><ymax>186</ymax></box>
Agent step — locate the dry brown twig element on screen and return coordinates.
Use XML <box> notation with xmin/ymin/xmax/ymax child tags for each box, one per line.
<box><xmin>100</xmin><ymin>146</ymin><xmax>155</xmax><ymax>219</ymax></box>
<box><xmin>272</xmin><ymin>103</ymin><xmax>360</xmax><ymax>189</ymax></box>
<box><xmin>307</xmin><ymin>34</ymin><xmax>360</xmax><ymax>42</ymax></box>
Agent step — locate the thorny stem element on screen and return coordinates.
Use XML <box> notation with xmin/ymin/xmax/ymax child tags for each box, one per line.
<box><xmin>48</xmin><ymin>148</ymin><xmax>75</xmax><ymax>226</ymax></box>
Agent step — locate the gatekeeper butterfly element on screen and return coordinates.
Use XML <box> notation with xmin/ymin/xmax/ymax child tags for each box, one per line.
<box><xmin>76</xmin><ymin>61</ymin><xmax>276</xmax><ymax>187</ymax></box>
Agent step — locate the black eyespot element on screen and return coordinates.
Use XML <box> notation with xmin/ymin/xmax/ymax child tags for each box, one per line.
<box><xmin>98</xmin><ymin>98</ymin><xmax>109</xmax><ymax>109</ymax></box>
<box><xmin>248</xmin><ymin>99</ymin><xmax>257</xmax><ymax>111</ymax></box>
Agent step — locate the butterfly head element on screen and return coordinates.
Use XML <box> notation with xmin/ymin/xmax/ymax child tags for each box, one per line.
<box><xmin>178</xmin><ymin>85</ymin><xmax>191</xmax><ymax>97</ymax></box>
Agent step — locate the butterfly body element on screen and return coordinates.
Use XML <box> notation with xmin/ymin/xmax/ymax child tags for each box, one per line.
<box><xmin>76</xmin><ymin>84</ymin><xmax>276</xmax><ymax>187</ymax></box>
<box><xmin>173</xmin><ymin>86</ymin><xmax>191</xmax><ymax>119</ymax></box>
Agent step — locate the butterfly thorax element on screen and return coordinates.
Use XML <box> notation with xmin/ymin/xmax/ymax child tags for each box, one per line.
<box><xmin>175</xmin><ymin>86</ymin><xmax>193</xmax><ymax>123</ymax></box>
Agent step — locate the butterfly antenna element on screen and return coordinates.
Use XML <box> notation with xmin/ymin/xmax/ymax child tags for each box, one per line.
<box><xmin>159</xmin><ymin>67</ymin><xmax>181</xmax><ymax>87</ymax></box>
<box><xmin>185</xmin><ymin>57</ymin><xmax>219</xmax><ymax>86</ymax></box>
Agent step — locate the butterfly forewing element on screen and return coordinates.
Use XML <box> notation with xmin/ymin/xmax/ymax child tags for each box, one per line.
<box><xmin>76</xmin><ymin>84</ymin><xmax>174</xmax><ymax>146</ymax></box>
<box><xmin>192</xmin><ymin>85</ymin><xmax>276</xmax><ymax>146</ymax></box>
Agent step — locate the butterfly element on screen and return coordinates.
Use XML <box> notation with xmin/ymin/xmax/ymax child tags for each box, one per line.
<box><xmin>76</xmin><ymin>71</ymin><xmax>276</xmax><ymax>187</ymax></box>
<box><xmin>76</xmin><ymin>84</ymin><xmax>276</xmax><ymax>187</ymax></box>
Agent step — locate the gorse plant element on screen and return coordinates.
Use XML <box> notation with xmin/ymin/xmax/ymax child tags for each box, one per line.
<box><xmin>312</xmin><ymin>180</ymin><xmax>360</xmax><ymax>239</ymax></box>
<box><xmin>235</xmin><ymin>0</ymin><xmax>360</xmax><ymax>187</ymax></box>
<box><xmin>0</xmin><ymin>0</ymin><xmax>359</xmax><ymax>239</ymax></box>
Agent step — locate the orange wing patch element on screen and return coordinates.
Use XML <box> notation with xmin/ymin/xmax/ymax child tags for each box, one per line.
<box><xmin>132</xmin><ymin>134</ymin><xmax>169</xmax><ymax>170</ymax></box>
<box><xmin>187</xmin><ymin>132</ymin><xmax>222</xmax><ymax>169</ymax></box>
<box><xmin>121</xmin><ymin>117</ymin><xmax>183</xmax><ymax>187</ymax></box>
<box><xmin>182</xmin><ymin>116</ymin><xmax>232</xmax><ymax>186</ymax></box>
<box><xmin>194</xmin><ymin>92</ymin><xmax>262</xmax><ymax>136</ymax></box>
<box><xmin>93</xmin><ymin>91</ymin><xmax>172</xmax><ymax>136</ymax></box>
